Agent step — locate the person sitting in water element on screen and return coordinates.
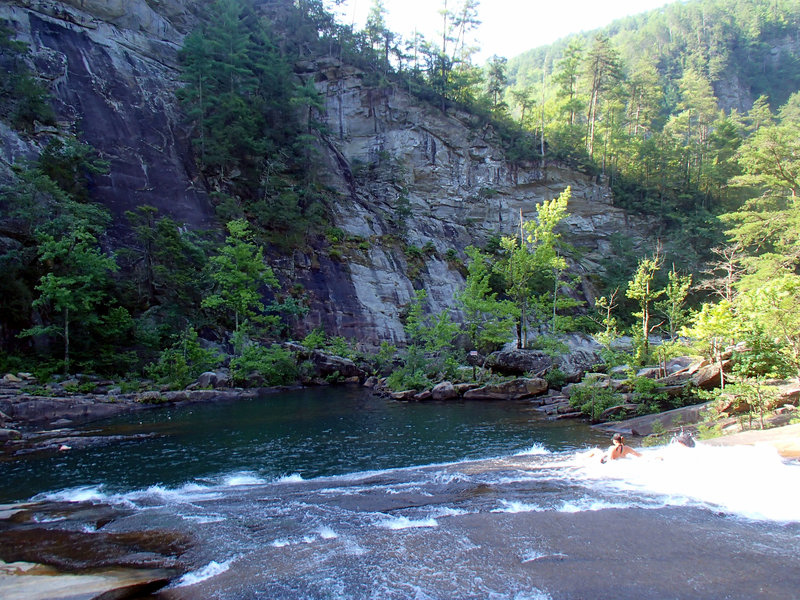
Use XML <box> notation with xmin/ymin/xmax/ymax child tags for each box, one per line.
<box><xmin>600</xmin><ymin>433</ymin><xmax>641</xmax><ymax>463</ymax></box>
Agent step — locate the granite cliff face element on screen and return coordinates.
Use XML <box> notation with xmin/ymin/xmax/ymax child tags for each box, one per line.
<box><xmin>0</xmin><ymin>1</ymin><xmax>656</xmax><ymax>347</ymax></box>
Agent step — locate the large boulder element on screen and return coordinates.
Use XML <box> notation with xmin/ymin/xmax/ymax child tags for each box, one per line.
<box><xmin>691</xmin><ymin>361</ymin><xmax>732</xmax><ymax>389</ymax></box>
<box><xmin>596</xmin><ymin>402</ymin><xmax>712</xmax><ymax>436</ymax></box>
<box><xmin>193</xmin><ymin>370</ymin><xmax>230</xmax><ymax>389</ymax></box>
<box><xmin>485</xmin><ymin>350</ymin><xmax>553</xmax><ymax>376</ymax></box>
<box><xmin>431</xmin><ymin>381</ymin><xmax>459</xmax><ymax>401</ymax></box>
<box><xmin>308</xmin><ymin>350</ymin><xmax>365</xmax><ymax>380</ymax></box>
<box><xmin>553</xmin><ymin>334</ymin><xmax>604</xmax><ymax>383</ymax></box>
<box><xmin>463</xmin><ymin>378</ymin><xmax>548</xmax><ymax>401</ymax></box>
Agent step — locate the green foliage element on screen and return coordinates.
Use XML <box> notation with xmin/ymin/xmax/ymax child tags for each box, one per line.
<box><xmin>301</xmin><ymin>327</ymin><xmax>356</xmax><ymax>360</ymax></box>
<box><xmin>544</xmin><ymin>366</ymin><xmax>566</xmax><ymax>389</ymax></box>
<box><xmin>122</xmin><ymin>206</ymin><xmax>211</xmax><ymax>327</ymax></box>
<box><xmin>654</xmin><ymin>267</ymin><xmax>692</xmax><ymax>340</ymax></box>
<box><xmin>177</xmin><ymin>0</ymin><xmax>325</xmax><ymax>244</ymax></box>
<box><xmin>732</xmin><ymin>329</ymin><xmax>795</xmax><ymax>379</ymax></box>
<box><xmin>386</xmin><ymin>290</ymin><xmax>462</xmax><ymax>391</ymax></box>
<box><xmin>0</xmin><ymin>25</ymin><xmax>55</xmax><ymax>131</ymax></box>
<box><xmin>626</xmin><ymin>247</ymin><xmax>665</xmax><ymax>363</ymax></box>
<box><xmin>628</xmin><ymin>375</ymin><xmax>670</xmax><ymax>414</ymax></box>
<box><xmin>568</xmin><ymin>376</ymin><xmax>621</xmax><ymax>422</ymax></box>
<box><xmin>20</xmin><ymin>226</ymin><xmax>119</xmax><ymax>375</ymax></box>
<box><xmin>145</xmin><ymin>328</ymin><xmax>222</xmax><ymax>390</ymax></box>
<box><xmin>202</xmin><ymin>219</ymin><xmax>278</xmax><ymax>335</ymax></box>
<box><xmin>497</xmin><ymin>188</ymin><xmax>573</xmax><ymax>348</ymax></box>
<box><xmin>230</xmin><ymin>343</ymin><xmax>297</xmax><ymax>386</ymax></box>
<box><xmin>457</xmin><ymin>246</ymin><xmax>517</xmax><ymax>353</ymax></box>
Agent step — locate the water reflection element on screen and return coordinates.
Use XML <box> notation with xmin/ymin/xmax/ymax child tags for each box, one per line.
<box><xmin>0</xmin><ymin>386</ymin><xmax>607</xmax><ymax>502</ymax></box>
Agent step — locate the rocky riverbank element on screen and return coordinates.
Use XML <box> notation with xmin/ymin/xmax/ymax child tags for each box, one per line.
<box><xmin>0</xmin><ymin>373</ymin><xmax>304</xmax><ymax>459</ymax></box>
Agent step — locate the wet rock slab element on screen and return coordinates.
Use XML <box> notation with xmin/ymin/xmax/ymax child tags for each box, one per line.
<box><xmin>0</xmin><ymin>560</ymin><xmax>174</xmax><ymax>600</ymax></box>
<box><xmin>0</xmin><ymin>501</ymin><xmax>191</xmax><ymax>599</ymax></box>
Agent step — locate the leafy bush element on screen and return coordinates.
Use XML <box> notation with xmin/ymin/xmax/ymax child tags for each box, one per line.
<box><xmin>732</xmin><ymin>331</ymin><xmax>794</xmax><ymax>379</ymax></box>
<box><xmin>544</xmin><ymin>366</ymin><xmax>566</xmax><ymax>389</ymax></box>
<box><xmin>569</xmin><ymin>377</ymin><xmax>622</xmax><ymax>422</ymax></box>
<box><xmin>145</xmin><ymin>328</ymin><xmax>221</xmax><ymax>389</ymax></box>
<box><xmin>230</xmin><ymin>343</ymin><xmax>297</xmax><ymax>386</ymax></box>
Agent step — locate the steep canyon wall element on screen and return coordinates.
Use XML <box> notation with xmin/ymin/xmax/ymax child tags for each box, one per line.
<box><xmin>0</xmin><ymin>0</ymin><xmax>656</xmax><ymax>347</ymax></box>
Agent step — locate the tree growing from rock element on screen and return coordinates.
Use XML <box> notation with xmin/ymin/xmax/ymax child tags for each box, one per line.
<box><xmin>625</xmin><ymin>244</ymin><xmax>664</xmax><ymax>363</ymax></box>
<box><xmin>202</xmin><ymin>219</ymin><xmax>278</xmax><ymax>346</ymax></box>
<box><xmin>498</xmin><ymin>187</ymin><xmax>573</xmax><ymax>348</ymax></box>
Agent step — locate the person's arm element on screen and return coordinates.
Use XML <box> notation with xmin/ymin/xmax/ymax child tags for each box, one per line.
<box><xmin>621</xmin><ymin>445</ymin><xmax>641</xmax><ymax>458</ymax></box>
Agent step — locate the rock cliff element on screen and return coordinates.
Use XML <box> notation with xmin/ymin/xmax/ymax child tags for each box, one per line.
<box><xmin>0</xmin><ymin>1</ymin><xmax>656</xmax><ymax>348</ymax></box>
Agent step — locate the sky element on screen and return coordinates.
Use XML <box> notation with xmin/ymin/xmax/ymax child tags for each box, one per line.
<box><xmin>325</xmin><ymin>0</ymin><xmax>675</xmax><ymax>63</ymax></box>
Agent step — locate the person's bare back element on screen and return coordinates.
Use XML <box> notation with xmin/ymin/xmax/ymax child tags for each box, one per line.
<box><xmin>601</xmin><ymin>433</ymin><xmax>641</xmax><ymax>462</ymax></box>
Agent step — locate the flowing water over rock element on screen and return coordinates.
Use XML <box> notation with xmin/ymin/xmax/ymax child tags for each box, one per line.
<box><xmin>2</xmin><ymin>387</ymin><xmax>800</xmax><ymax>599</ymax></box>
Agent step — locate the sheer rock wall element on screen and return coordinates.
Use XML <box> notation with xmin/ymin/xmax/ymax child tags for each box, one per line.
<box><xmin>0</xmin><ymin>1</ymin><xmax>656</xmax><ymax>347</ymax></box>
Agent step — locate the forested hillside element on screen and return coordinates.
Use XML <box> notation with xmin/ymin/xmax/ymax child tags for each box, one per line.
<box><xmin>0</xmin><ymin>0</ymin><xmax>798</xmax><ymax>398</ymax></box>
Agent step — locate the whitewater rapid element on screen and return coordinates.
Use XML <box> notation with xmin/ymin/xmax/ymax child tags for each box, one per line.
<box><xmin>30</xmin><ymin>442</ymin><xmax>800</xmax><ymax>599</ymax></box>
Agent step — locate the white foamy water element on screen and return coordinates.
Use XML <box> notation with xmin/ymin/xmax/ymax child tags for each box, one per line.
<box><xmin>379</xmin><ymin>515</ymin><xmax>439</xmax><ymax>529</ymax></box>
<box><xmin>174</xmin><ymin>559</ymin><xmax>233</xmax><ymax>587</ymax></box>
<box><xmin>574</xmin><ymin>443</ymin><xmax>800</xmax><ymax>522</ymax></box>
<box><xmin>515</xmin><ymin>443</ymin><xmax>551</xmax><ymax>456</ymax></box>
<box><xmin>493</xmin><ymin>500</ymin><xmax>544</xmax><ymax>514</ymax></box>
<box><xmin>218</xmin><ymin>471</ymin><xmax>268</xmax><ymax>486</ymax></box>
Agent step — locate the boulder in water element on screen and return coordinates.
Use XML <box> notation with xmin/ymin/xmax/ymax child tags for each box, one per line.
<box><xmin>431</xmin><ymin>381</ymin><xmax>458</xmax><ymax>401</ymax></box>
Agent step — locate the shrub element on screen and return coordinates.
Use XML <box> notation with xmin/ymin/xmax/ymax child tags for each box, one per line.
<box><xmin>230</xmin><ymin>343</ymin><xmax>297</xmax><ymax>386</ymax></box>
<box><xmin>569</xmin><ymin>377</ymin><xmax>622</xmax><ymax>422</ymax></box>
<box><xmin>145</xmin><ymin>328</ymin><xmax>221</xmax><ymax>389</ymax></box>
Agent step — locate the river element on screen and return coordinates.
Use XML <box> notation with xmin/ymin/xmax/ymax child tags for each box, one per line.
<box><xmin>2</xmin><ymin>386</ymin><xmax>800</xmax><ymax>599</ymax></box>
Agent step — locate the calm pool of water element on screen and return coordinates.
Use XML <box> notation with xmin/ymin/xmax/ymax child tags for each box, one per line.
<box><xmin>0</xmin><ymin>386</ymin><xmax>607</xmax><ymax>502</ymax></box>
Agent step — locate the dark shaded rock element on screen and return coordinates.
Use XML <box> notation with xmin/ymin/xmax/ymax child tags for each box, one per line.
<box><xmin>293</xmin><ymin>347</ymin><xmax>365</xmax><ymax>381</ymax></box>
<box><xmin>192</xmin><ymin>371</ymin><xmax>230</xmax><ymax>389</ymax></box>
<box><xmin>599</xmin><ymin>403</ymin><xmax>639</xmax><ymax>420</ymax></box>
<box><xmin>0</xmin><ymin>527</ymin><xmax>190</xmax><ymax>572</ymax></box>
<box><xmin>0</xmin><ymin>428</ymin><xmax>22</xmax><ymax>442</ymax></box>
<box><xmin>463</xmin><ymin>378</ymin><xmax>548</xmax><ymax>401</ymax></box>
<box><xmin>136</xmin><ymin>391</ymin><xmax>166</xmax><ymax>404</ymax></box>
<box><xmin>454</xmin><ymin>383</ymin><xmax>479</xmax><ymax>394</ymax></box>
<box><xmin>413</xmin><ymin>390</ymin><xmax>433</xmax><ymax>401</ymax></box>
<box><xmin>691</xmin><ymin>361</ymin><xmax>733</xmax><ymax>389</ymax></box>
<box><xmin>0</xmin><ymin>397</ymin><xmax>145</xmax><ymax>427</ymax></box>
<box><xmin>486</xmin><ymin>350</ymin><xmax>552</xmax><ymax>376</ymax></box>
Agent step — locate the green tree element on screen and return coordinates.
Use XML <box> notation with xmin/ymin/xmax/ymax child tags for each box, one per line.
<box><xmin>552</xmin><ymin>38</ymin><xmax>584</xmax><ymax>127</ymax></box>
<box><xmin>457</xmin><ymin>246</ymin><xmax>517</xmax><ymax>353</ymax></box>
<box><xmin>498</xmin><ymin>188</ymin><xmax>572</xmax><ymax>347</ymax></box>
<box><xmin>654</xmin><ymin>266</ymin><xmax>692</xmax><ymax>340</ymax></box>
<box><xmin>21</xmin><ymin>228</ymin><xmax>119</xmax><ymax>375</ymax></box>
<box><xmin>584</xmin><ymin>34</ymin><xmax>622</xmax><ymax>159</ymax></box>
<box><xmin>202</xmin><ymin>219</ymin><xmax>278</xmax><ymax>338</ymax></box>
<box><xmin>486</xmin><ymin>55</ymin><xmax>508</xmax><ymax>110</ymax></box>
<box><xmin>625</xmin><ymin>245</ymin><xmax>664</xmax><ymax>362</ymax></box>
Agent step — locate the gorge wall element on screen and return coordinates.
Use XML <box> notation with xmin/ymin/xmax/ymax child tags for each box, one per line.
<box><xmin>0</xmin><ymin>0</ymin><xmax>657</xmax><ymax>348</ymax></box>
